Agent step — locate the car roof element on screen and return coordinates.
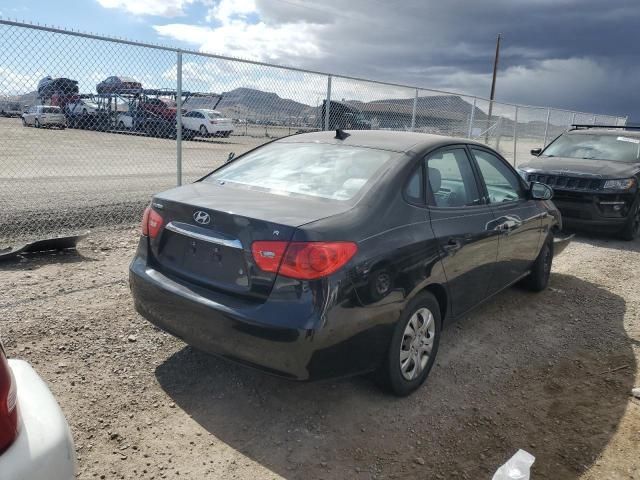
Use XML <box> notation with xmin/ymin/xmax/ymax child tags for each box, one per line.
<box><xmin>567</xmin><ymin>128</ymin><xmax>640</xmax><ymax>138</ymax></box>
<box><xmin>278</xmin><ymin>129</ymin><xmax>483</xmax><ymax>153</ymax></box>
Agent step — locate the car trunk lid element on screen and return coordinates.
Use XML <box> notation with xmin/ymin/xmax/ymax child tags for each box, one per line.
<box><xmin>148</xmin><ymin>181</ymin><xmax>352</xmax><ymax>301</ymax></box>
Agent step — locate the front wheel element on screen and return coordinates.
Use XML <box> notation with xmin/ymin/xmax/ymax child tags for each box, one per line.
<box><xmin>620</xmin><ymin>199</ymin><xmax>640</xmax><ymax>241</ymax></box>
<box><xmin>524</xmin><ymin>238</ymin><xmax>552</xmax><ymax>292</ymax></box>
<box><xmin>199</xmin><ymin>125</ymin><xmax>209</xmax><ymax>137</ymax></box>
<box><xmin>378</xmin><ymin>292</ymin><xmax>441</xmax><ymax>396</ymax></box>
<box><xmin>22</xmin><ymin>118</ymin><xmax>27</xmax><ymax>127</ymax></box>
<box><xmin>118</xmin><ymin>121</ymin><xmax>126</xmax><ymax>130</ymax></box>
<box><xmin>34</xmin><ymin>118</ymin><xmax>41</xmax><ymax>128</ymax></box>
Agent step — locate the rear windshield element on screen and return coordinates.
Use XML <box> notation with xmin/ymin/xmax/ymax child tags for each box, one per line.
<box><xmin>206</xmin><ymin>142</ymin><xmax>395</xmax><ymax>201</ymax></box>
<box><xmin>543</xmin><ymin>133</ymin><xmax>640</xmax><ymax>162</ymax></box>
<box><xmin>43</xmin><ymin>107</ymin><xmax>61</xmax><ymax>113</ymax></box>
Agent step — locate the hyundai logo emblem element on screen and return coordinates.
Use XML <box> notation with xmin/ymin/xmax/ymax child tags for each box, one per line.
<box><xmin>193</xmin><ymin>210</ymin><xmax>211</xmax><ymax>225</ymax></box>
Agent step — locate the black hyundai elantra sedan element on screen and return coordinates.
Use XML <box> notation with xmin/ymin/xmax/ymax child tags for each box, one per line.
<box><xmin>130</xmin><ymin>130</ymin><xmax>571</xmax><ymax>396</ymax></box>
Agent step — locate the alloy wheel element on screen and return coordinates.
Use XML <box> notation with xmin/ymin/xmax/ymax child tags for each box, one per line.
<box><xmin>400</xmin><ymin>307</ymin><xmax>435</xmax><ymax>380</ymax></box>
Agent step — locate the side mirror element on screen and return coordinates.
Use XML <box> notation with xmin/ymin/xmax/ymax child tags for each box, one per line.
<box><xmin>530</xmin><ymin>181</ymin><xmax>553</xmax><ymax>200</ymax></box>
<box><xmin>530</xmin><ymin>147</ymin><xmax>542</xmax><ymax>156</ymax></box>
<box><xmin>226</xmin><ymin>152</ymin><xmax>235</xmax><ymax>163</ymax></box>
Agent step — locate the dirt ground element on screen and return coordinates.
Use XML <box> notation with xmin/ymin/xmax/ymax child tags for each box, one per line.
<box><xmin>0</xmin><ymin>228</ymin><xmax>639</xmax><ymax>480</ymax></box>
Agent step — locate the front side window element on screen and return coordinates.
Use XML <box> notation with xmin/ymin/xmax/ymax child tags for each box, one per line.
<box><xmin>426</xmin><ymin>149</ymin><xmax>481</xmax><ymax>207</ymax></box>
<box><xmin>472</xmin><ymin>149</ymin><xmax>524</xmax><ymax>203</ymax></box>
<box><xmin>543</xmin><ymin>133</ymin><xmax>640</xmax><ymax>162</ymax></box>
<box><xmin>206</xmin><ymin>142</ymin><xmax>395</xmax><ymax>201</ymax></box>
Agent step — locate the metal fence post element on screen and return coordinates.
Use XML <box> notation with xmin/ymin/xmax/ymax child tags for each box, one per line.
<box><xmin>592</xmin><ymin>114</ymin><xmax>598</xmax><ymax>125</ymax></box>
<box><xmin>467</xmin><ymin>97</ymin><xmax>477</xmax><ymax>138</ymax></box>
<box><xmin>410</xmin><ymin>89</ymin><xmax>418</xmax><ymax>131</ymax></box>
<box><xmin>513</xmin><ymin>106</ymin><xmax>518</xmax><ymax>167</ymax></box>
<box><xmin>571</xmin><ymin>112</ymin><xmax>576</xmax><ymax>127</ymax></box>
<box><xmin>542</xmin><ymin>108</ymin><xmax>551</xmax><ymax>147</ymax></box>
<box><xmin>176</xmin><ymin>50</ymin><xmax>183</xmax><ymax>186</ymax></box>
<box><xmin>324</xmin><ymin>75</ymin><xmax>332</xmax><ymax>131</ymax></box>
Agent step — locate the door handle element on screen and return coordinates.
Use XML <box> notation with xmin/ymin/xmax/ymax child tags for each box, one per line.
<box><xmin>442</xmin><ymin>238</ymin><xmax>462</xmax><ymax>252</ymax></box>
<box><xmin>496</xmin><ymin>218</ymin><xmax>522</xmax><ymax>232</ymax></box>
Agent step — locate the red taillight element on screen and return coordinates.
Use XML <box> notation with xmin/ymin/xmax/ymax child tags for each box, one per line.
<box><xmin>141</xmin><ymin>206</ymin><xmax>164</xmax><ymax>239</ymax></box>
<box><xmin>252</xmin><ymin>241</ymin><xmax>357</xmax><ymax>280</ymax></box>
<box><xmin>0</xmin><ymin>344</ymin><xmax>18</xmax><ymax>454</ymax></box>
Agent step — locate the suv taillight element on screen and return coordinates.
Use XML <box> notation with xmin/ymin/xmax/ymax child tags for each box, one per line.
<box><xmin>0</xmin><ymin>340</ymin><xmax>18</xmax><ymax>454</ymax></box>
<box><xmin>252</xmin><ymin>241</ymin><xmax>357</xmax><ymax>280</ymax></box>
<box><xmin>141</xmin><ymin>206</ymin><xmax>164</xmax><ymax>239</ymax></box>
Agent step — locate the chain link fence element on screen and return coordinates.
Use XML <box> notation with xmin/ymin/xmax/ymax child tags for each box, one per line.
<box><xmin>0</xmin><ymin>19</ymin><xmax>628</xmax><ymax>249</ymax></box>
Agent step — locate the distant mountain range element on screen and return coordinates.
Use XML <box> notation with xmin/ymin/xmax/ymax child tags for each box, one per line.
<box><xmin>4</xmin><ymin>86</ymin><xmax>484</xmax><ymax>122</ymax></box>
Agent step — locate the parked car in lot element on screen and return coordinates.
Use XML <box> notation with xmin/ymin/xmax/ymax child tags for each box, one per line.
<box><xmin>519</xmin><ymin>125</ymin><xmax>640</xmax><ymax>240</ymax></box>
<box><xmin>96</xmin><ymin>76</ymin><xmax>142</xmax><ymax>94</ymax></box>
<box><xmin>65</xmin><ymin>99</ymin><xmax>100</xmax><ymax>115</ymax></box>
<box><xmin>0</xmin><ymin>338</ymin><xmax>76</xmax><ymax>479</ymax></box>
<box><xmin>37</xmin><ymin>76</ymin><xmax>78</xmax><ymax>98</ymax></box>
<box><xmin>139</xmin><ymin>97</ymin><xmax>184</xmax><ymax>122</ymax></box>
<box><xmin>22</xmin><ymin>105</ymin><xmax>66</xmax><ymax>129</ymax></box>
<box><xmin>117</xmin><ymin>107</ymin><xmax>176</xmax><ymax>138</ymax></box>
<box><xmin>130</xmin><ymin>130</ymin><xmax>571</xmax><ymax>396</ymax></box>
<box><xmin>182</xmin><ymin>109</ymin><xmax>234</xmax><ymax>138</ymax></box>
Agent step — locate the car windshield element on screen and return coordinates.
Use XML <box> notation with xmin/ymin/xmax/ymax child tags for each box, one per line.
<box><xmin>207</xmin><ymin>111</ymin><xmax>222</xmax><ymax>119</ymax></box>
<box><xmin>206</xmin><ymin>142</ymin><xmax>394</xmax><ymax>201</ymax></box>
<box><xmin>43</xmin><ymin>107</ymin><xmax>60</xmax><ymax>113</ymax></box>
<box><xmin>543</xmin><ymin>133</ymin><xmax>640</xmax><ymax>162</ymax></box>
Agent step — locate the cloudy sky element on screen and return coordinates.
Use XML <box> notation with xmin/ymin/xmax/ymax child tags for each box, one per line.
<box><xmin>1</xmin><ymin>0</ymin><xmax>638</xmax><ymax>119</ymax></box>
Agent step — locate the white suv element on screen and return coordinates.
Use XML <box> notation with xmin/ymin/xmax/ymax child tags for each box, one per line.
<box><xmin>22</xmin><ymin>105</ymin><xmax>66</xmax><ymax>129</ymax></box>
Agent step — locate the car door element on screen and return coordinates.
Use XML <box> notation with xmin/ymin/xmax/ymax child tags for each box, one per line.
<box><xmin>183</xmin><ymin>111</ymin><xmax>198</xmax><ymax>131</ymax></box>
<box><xmin>469</xmin><ymin>147</ymin><xmax>544</xmax><ymax>293</ymax></box>
<box><xmin>425</xmin><ymin>146</ymin><xmax>501</xmax><ymax>317</ymax></box>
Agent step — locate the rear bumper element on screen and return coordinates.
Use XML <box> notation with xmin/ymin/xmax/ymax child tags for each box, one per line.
<box><xmin>0</xmin><ymin>360</ymin><xmax>76</xmax><ymax>480</ymax></box>
<box><xmin>130</xmin><ymin>254</ymin><xmax>396</xmax><ymax>380</ymax></box>
<box><xmin>41</xmin><ymin>117</ymin><xmax>66</xmax><ymax>126</ymax></box>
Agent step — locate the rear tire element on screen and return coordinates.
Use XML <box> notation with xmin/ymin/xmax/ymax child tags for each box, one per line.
<box><xmin>620</xmin><ymin>198</ymin><xmax>640</xmax><ymax>241</ymax></box>
<box><xmin>199</xmin><ymin>125</ymin><xmax>208</xmax><ymax>137</ymax></box>
<box><xmin>22</xmin><ymin>118</ymin><xmax>27</xmax><ymax>127</ymax></box>
<box><xmin>34</xmin><ymin>119</ymin><xmax>41</xmax><ymax>128</ymax></box>
<box><xmin>118</xmin><ymin>121</ymin><xmax>126</xmax><ymax>130</ymax></box>
<box><xmin>524</xmin><ymin>237</ymin><xmax>553</xmax><ymax>292</ymax></box>
<box><xmin>377</xmin><ymin>291</ymin><xmax>441</xmax><ymax>396</ymax></box>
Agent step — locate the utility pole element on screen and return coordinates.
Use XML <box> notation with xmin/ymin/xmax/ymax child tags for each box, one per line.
<box><xmin>485</xmin><ymin>33</ymin><xmax>501</xmax><ymax>143</ymax></box>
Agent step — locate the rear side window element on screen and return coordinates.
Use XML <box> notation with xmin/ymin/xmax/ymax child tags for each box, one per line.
<box><xmin>206</xmin><ymin>142</ymin><xmax>394</xmax><ymax>201</ymax></box>
<box><xmin>405</xmin><ymin>168</ymin><xmax>423</xmax><ymax>203</ymax></box>
<box><xmin>426</xmin><ymin>149</ymin><xmax>481</xmax><ymax>207</ymax></box>
<box><xmin>42</xmin><ymin>107</ymin><xmax>60</xmax><ymax>114</ymax></box>
<box><xmin>471</xmin><ymin>149</ymin><xmax>524</xmax><ymax>203</ymax></box>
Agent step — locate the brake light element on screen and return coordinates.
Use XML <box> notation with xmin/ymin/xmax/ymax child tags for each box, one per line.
<box><xmin>0</xmin><ymin>343</ymin><xmax>18</xmax><ymax>454</ymax></box>
<box><xmin>252</xmin><ymin>241</ymin><xmax>357</xmax><ymax>280</ymax></box>
<box><xmin>141</xmin><ymin>206</ymin><xmax>164</xmax><ymax>239</ymax></box>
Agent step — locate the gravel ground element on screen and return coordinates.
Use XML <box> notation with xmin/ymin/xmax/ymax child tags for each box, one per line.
<box><xmin>1</xmin><ymin>229</ymin><xmax>640</xmax><ymax>480</ymax></box>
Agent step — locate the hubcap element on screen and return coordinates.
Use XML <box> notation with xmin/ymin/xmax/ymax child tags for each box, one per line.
<box><xmin>400</xmin><ymin>307</ymin><xmax>435</xmax><ymax>381</ymax></box>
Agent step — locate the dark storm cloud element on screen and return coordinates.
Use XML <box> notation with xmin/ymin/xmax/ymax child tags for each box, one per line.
<box><xmin>256</xmin><ymin>0</ymin><xmax>640</xmax><ymax>118</ymax></box>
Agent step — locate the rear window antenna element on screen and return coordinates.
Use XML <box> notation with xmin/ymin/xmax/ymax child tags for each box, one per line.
<box><xmin>335</xmin><ymin>129</ymin><xmax>350</xmax><ymax>140</ymax></box>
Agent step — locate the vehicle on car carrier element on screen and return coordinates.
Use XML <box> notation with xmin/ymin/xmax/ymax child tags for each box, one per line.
<box><xmin>518</xmin><ymin>125</ymin><xmax>640</xmax><ymax>240</ymax></box>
